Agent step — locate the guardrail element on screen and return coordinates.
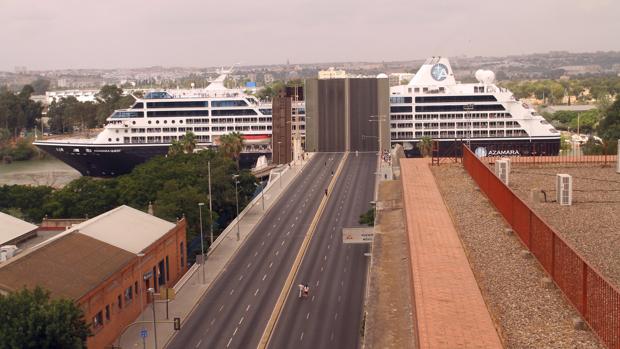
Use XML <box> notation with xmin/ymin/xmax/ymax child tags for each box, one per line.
<box><xmin>462</xmin><ymin>144</ymin><xmax>620</xmax><ymax>349</ymax></box>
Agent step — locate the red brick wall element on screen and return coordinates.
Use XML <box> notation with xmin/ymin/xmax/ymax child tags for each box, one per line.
<box><xmin>79</xmin><ymin>219</ymin><xmax>187</xmax><ymax>349</ymax></box>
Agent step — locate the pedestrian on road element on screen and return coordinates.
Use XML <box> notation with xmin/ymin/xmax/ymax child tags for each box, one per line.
<box><xmin>303</xmin><ymin>285</ymin><xmax>309</xmax><ymax>298</ymax></box>
<box><xmin>298</xmin><ymin>283</ymin><xmax>304</xmax><ymax>298</ymax></box>
<box><xmin>325</xmin><ymin>188</ymin><xmax>328</xmax><ymax>196</ymax></box>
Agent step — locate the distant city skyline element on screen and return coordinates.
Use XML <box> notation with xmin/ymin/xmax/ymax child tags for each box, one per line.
<box><xmin>1</xmin><ymin>0</ymin><xmax>619</xmax><ymax>71</ymax></box>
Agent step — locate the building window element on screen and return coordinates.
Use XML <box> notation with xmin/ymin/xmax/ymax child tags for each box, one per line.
<box><xmin>93</xmin><ymin>311</ymin><xmax>103</xmax><ymax>329</ymax></box>
<box><xmin>166</xmin><ymin>256</ymin><xmax>170</xmax><ymax>282</ymax></box>
<box><xmin>117</xmin><ymin>295</ymin><xmax>122</xmax><ymax>309</ymax></box>
<box><xmin>124</xmin><ymin>286</ymin><xmax>133</xmax><ymax>304</ymax></box>
<box><xmin>105</xmin><ymin>305</ymin><xmax>110</xmax><ymax>321</ymax></box>
<box><xmin>135</xmin><ymin>281</ymin><xmax>139</xmax><ymax>295</ymax></box>
<box><xmin>180</xmin><ymin>242</ymin><xmax>184</xmax><ymax>268</ymax></box>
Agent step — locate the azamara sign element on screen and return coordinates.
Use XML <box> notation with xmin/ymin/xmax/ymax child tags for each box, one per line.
<box><xmin>488</xmin><ymin>149</ymin><xmax>521</xmax><ymax>156</ymax></box>
<box><xmin>474</xmin><ymin>147</ymin><xmax>521</xmax><ymax>157</ymax></box>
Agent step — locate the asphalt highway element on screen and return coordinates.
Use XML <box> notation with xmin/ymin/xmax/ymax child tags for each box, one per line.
<box><xmin>167</xmin><ymin>152</ymin><xmax>343</xmax><ymax>349</ymax></box>
<box><xmin>267</xmin><ymin>152</ymin><xmax>376</xmax><ymax>349</ymax></box>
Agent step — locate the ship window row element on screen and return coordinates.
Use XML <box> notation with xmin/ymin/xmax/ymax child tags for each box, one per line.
<box><xmin>145</xmin><ymin>119</ymin><xmax>183</xmax><ymax>125</ymax></box>
<box><xmin>391</xmin><ymin>114</ymin><xmax>413</xmax><ymax>121</ymax></box>
<box><xmin>212</xmin><ymin>109</ymin><xmax>257</xmax><ymax>116</ymax></box>
<box><xmin>146</xmin><ymin>101</ymin><xmax>209</xmax><ymax>108</ymax></box>
<box><xmin>259</xmin><ymin>109</ymin><xmax>272</xmax><ymax>115</ymax></box>
<box><xmin>390</xmin><ymin>106</ymin><xmax>413</xmax><ymax>113</ymax></box>
<box><xmin>391</xmin><ymin>121</ymin><xmax>522</xmax><ymax>129</ymax></box>
<box><xmin>211</xmin><ymin>100</ymin><xmax>248</xmax><ymax>107</ymax></box>
<box><xmin>132</xmin><ymin>103</ymin><xmax>144</xmax><ymax>109</ymax></box>
<box><xmin>390</xmin><ymin>129</ymin><xmax>528</xmax><ymax>140</ymax></box>
<box><xmin>389</xmin><ymin>96</ymin><xmax>413</xmax><ymax>104</ymax></box>
<box><xmin>147</xmin><ymin>110</ymin><xmax>210</xmax><ymax>117</ymax></box>
<box><xmin>414</xmin><ymin>95</ymin><xmax>498</xmax><ymax>103</ymax></box>
<box><xmin>412</xmin><ymin>112</ymin><xmax>512</xmax><ymax>120</ymax></box>
<box><xmin>185</xmin><ymin>118</ymin><xmax>210</xmax><ymax>124</ymax></box>
<box><xmin>112</xmin><ymin>111</ymin><xmax>142</xmax><ymax>119</ymax></box>
<box><xmin>415</xmin><ymin>104</ymin><xmax>505</xmax><ymax>112</ymax></box>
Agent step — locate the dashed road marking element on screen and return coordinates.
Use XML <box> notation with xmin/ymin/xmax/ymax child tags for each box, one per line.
<box><xmin>230</xmin><ymin>289</ymin><xmax>234</xmax><ymax>295</ymax></box>
<box><xmin>269</xmin><ymin>261</ymin><xmax>273</xmax><ymax>268</ymax></box>
<box><xmin>300</xmin><ymin>332</ymin><xmax>304</xmax><ymax>341</ymax></box>
<box><xmin>246</xmin><ymin>304</ymin><xmax>251</xmax><ymax>312</ymax></box>
<box><xmin>239</xmin><ymin>317</ymin><xmax>244</xmax><ymax>325</ymax></box>
<box><xmin>219</xmin><ymin>305</ymin><xmax>224</xmax><ymax>312</ymax></box>
<box><xmin>195</xmin><ymin>339</ymin><xmax>202</xmax><ymax>348</ymax></box>
<box><xmin>263</xmin><ymin>274</ymin><xmax>267</xmax><ymax>281</ymax></box>
<box><xmin>255</xmin><ymin>288</ymin><xmax>260</xmax><ymax>296</ymax></box>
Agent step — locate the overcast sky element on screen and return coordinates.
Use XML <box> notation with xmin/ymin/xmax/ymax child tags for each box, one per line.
<box><xmin>0</xmin><ymin>0</ymin><xmax>618</xmax><ymax>71</ymax></box>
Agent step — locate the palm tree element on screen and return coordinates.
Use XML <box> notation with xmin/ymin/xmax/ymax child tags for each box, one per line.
<box><xmin>181</xmin><ymin>131</ymin><xmax>197</xmax><ymax>154</ymax></box>
<box><xmin>168</xmin><ymin>140</ymin><xmax>184</xmax><ymax>156</ymax></box>
<box><xmin>417</xmin><ymin>136</ymin><xmax>433</xmax><ymax>157</ymax></box>
<box><xmin>219</xmin><ymin>132</ymin><xmax>244</xmax><ymax>167</ymax></box>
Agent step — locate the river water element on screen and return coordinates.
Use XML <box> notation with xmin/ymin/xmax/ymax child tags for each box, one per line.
<box><xmin>0</xmin><ymin>158</ymin><xmax>81</xmax><ymax>187</ymax></box>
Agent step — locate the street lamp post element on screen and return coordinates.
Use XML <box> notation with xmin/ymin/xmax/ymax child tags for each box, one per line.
<box><xmin>147</xmin><ymin>288</ymin><xmax>158</xmax><ymax>349</ymax></box>
<box><xmin>233</xmin><ymin>174</ymin><xmax>240</xmax><ymax>241</ymax></box>
<box><xmin>198</xmin><ymin>202</ymin><xmax>205</xmax><ymax>284</ymax></box>
<box><xmin>369</xmin><ymin>115</ymin><xmax>387</xmax><ymax>154</ymax></box>
<box><xmin>136</xmin><ymin>253</ymin><xmax>145</xmax><ymax>321</ymax></box>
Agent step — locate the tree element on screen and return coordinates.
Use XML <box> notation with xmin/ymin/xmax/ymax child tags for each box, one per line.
<box><xmin>218</xmin><ymin>132</ymin><xmax>244</xmax><ymax>167</ymax></box>
<box><xmin>598</xmin><ymin>95</ymin><xmax>620</xmax><ymax>147</ymax></box>
<box><xmin>0</xmin><ymin>287</ymin><xmax>90</xmax><ymax>348</ymax></box>
<box><xmin>181</xmin><ymin>131</ymin><xmax>197</xmax><ymax>154</ymax></box>
<box><xmin>30</xmin><ymin>78</ymin><xmax>51</xmax><ymax>94</ymax></box>
<box><xmin>416</xmin><ymin>136</ymin><xmax>432</xmax><ymax>157</ymax></box>
<box><xmin>359</xmin><ymin>208</ymin><xmax>375</xmax><ymax>226</ymax></box>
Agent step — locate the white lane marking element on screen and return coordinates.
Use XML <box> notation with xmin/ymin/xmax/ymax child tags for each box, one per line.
<box><xmin>330</xmin><ymin>233</ymin><xmax>333</xmax><ymax>239</ymax></box>
<box><xmin>195</xmin><ymin>339</ymin><xmax>202</xmax><ymax>348</ymax></box>
<box><xmin>210</xmin><ymin>318</ymin><xmax>216</xmax><ymax>325</ymax></box>
<box><xmin>344</xmin><ymin>267</ymin><xmax>346</xmax><ymax>273</ymax></box>
<box><xmin>269</xmin><ymin>261</ymin><xmax>273</xmax><ymax>268</ymax></box>
<box><xmin>286</xmin><ymin>231</ymin><xmax>291</xmax><ymax>236</ymax></box>
<box><xmin>226</xmin><ymin>338</ymin><xmax>233</xmax><ymax>348</ymax></box>
<box><xmin>338</xmin><ymin>295</ymin><xmax>341</xmax><ymax>303</ymax></box>
<box><xmin>267</xmin><ymin>232</ymin><xmax>271</xmax><ymax>236</ymax></box>
<box><xmin>311</xmin><ymin>295</ymin><xmax>315</xmax><ymax>301</ymax></box>
<box><xmin>275</xmin><ymin>250</ymin><xmax>279</xmax><ymax>256</ymax></box>
<box><xmin>291</xmin><ymin>223</ymin><xmax>296</xmax><ymax>228</ymax></box>
<box><xmin>324</xmin><ymin>255</ymin><xmax>327</xmax><ymax>261</ymax></box>
<box><xmin>306</xmin><ymin>312</ymin><xmax>310</xmax><ymax>319</ymax></box>
<box><xmin>321</xmin><ymin>266</ymin><xmax>324</xmax><ymax>272</ymax></box>
<box><xmin>341</xmin><ymin>280</ymin><xmax>344</xmax><ymax>287</ymax></box>
<box><xmin>332</xmin><ymin>227</ymin><xmax>336</xmax><ymax>231</ymax></box>
<box><xmin>316</xmin><ymin>280</ymin><xmax>320</xmax><ymax>286</ymax></box>
<box><xmin>230</xmin><ymin>289</ymin><xmax>234</xmax><ymax>295</ymax></box>
<box><xmin>247</xmin><ymin>262</ymin><xmax>252</xmax><ymax>269</ymax></box>
<box><xmin>239</xmin><ymin>275</ymin><xmax>244</xmax><ymax>281</ymax></box>
<box><xmin>239</xmin><ymin>317</ymin><xmax>244</xmax><ymax>325</ymax></box>
<box><xmin>273</xmin><ymin>224</ymin><xmax>276</xmax><ymax>228</ymax></box>
<box><xmin>300</xmin><ymin>332</ymin><xmax>304</xmax><ymax>341</ymax></box>
<box><xmin>233</xmin><ymin>327</ymin><xmax>238</xmax><ymax>336</ymax></box>
<box><xmin>246</xmin><ymin>304</ymin><xmax>251</xmax><ymax>312</ymax></box>
<box><xmin>281</xmin><ymin>240</ymin><xmax>285</xmax><ymax>246</ymax></box>
<box><xmin>327</xmin><ymin>244</ymin><xmax>330</xmax><ymax>250</ymax></box>
<box><xmin>263</xmin><ymin>274</ymin><xmax>267</xmax><ymax>281</ymax></box>
<box><xmin>219</xmin><ymin>305</ymin><xmax>224</xmax><ymax>312</ymax></box>
<box><xmin>254</xmin><ymin>251</ymin><xmax>258</xmax><ymax>257</ymax></box>
<box><xmin>331</xmin><ymin>331</ymin><xmax>335</xmax><ymax>341</ymax></box>
<box><xmin>261</xmin><ymin>241</ymin><xmax>265</xmax><ymax>246</ymax></box>
<box><xmin>296</xmin><ymin>216</ymin><xmax>299</xmax><ymax>220</ymax></box>
<box><xmin>335</xmin><ymin>313</ymin><xmax>339</xmax><ymax>320</ymax></box>
<box><xmin>255</xmin><ymin>288</ymin><xmax>260</xmax><ymax>296</ymax></box>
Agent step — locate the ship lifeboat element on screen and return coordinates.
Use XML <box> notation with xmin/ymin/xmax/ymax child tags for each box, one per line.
<box><xmin>242</xmin><ymin>134</ymin><xmax>271</xmax><ymax>145</ymax></box>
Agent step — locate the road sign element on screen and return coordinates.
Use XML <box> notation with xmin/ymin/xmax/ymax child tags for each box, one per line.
<box><xmin>140</xmin><ymin>328</ymin><xmax>148</xmax><ymax>338</ymax></box>
<box><xmin>174</xmin><ymin>317</ymin><xmax>181</xmax><ymax>331</ymax></box>
<box><xmin>342</xmin><ymin>227</ymin><xmax>374</xmax><ymax>244</ymax></box>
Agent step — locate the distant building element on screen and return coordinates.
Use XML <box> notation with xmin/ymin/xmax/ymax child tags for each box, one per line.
<box><xmin>0</xmin><ymin>205</ymin><xmax>188</xmax><ymax>349</ymax></box>
<box><xmin>318</xmin><ymin>67</ymin><xmax>347</xmax><ymax>79</ymax></box>
<box><xmin>14</xmin><ymin>66</ymin><xmax>27</xmax><ymax>74</ymax></box>
<box><xmin>0</xmin><ymin>212</ymin><xmax>38</xmax><ymax>248</ymax></box>
<box><xmin>45</xmin><ymin>90</ymin><xmax>99</xmax><ymax>104</ymax></box>
<box><xmin>264</xmin><ymin>73</ymin><xmax>275</xmax><ymax>84</ymax></box>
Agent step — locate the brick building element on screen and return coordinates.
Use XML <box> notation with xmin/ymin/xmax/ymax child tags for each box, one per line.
<box><xmin>0</xmin><ymin>205</ymin><xmax>187</xmax><ymax>349</ymax></box>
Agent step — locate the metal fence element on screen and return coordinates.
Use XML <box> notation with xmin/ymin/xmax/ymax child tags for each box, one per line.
<box><xmin>462</xmin><ymin>144</ymin><xmax>620</xmax><ymax>349</ymax></box>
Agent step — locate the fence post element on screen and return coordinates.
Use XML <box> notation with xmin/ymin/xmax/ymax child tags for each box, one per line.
<box><xmin>582</xmin><ymin>263</ymin><xmax>588</xmax><ymax>319</ymax></box>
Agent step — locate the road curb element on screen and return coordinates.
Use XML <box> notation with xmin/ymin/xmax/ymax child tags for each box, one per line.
<box><xmin>258</xmin><ymin>152</ymin><xmax>350</xmax><ymax>349</ymax></box>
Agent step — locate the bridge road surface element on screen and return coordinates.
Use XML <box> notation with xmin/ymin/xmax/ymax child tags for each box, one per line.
<box><xmin>267</xmin><ymin>152</ymin><xmax>376</xmax><ymax>349</ymax></box>
<box><xmin>167</xmin><ymin>152</ymin><xmax>343</xmax><ymax>349</ymax></box>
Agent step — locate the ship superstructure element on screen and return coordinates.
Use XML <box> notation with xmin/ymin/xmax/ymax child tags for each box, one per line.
<box><xmin>389</xmin><ymin>57</ymin><xmax>560</xmax><ymax>156</ymax></box>
<box><xmin>34</xmin><ymin>69</ymin><xmax>305</xmax><ymax>176</ymax></box>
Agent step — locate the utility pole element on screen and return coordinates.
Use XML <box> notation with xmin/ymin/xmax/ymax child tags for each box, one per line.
<box><xmin>148</xmin><ymin>288</ymin><xmax>158</xmax><ymax>349</ymax></box>
<box><xmin>198</xmin><ymin>202</ymin><xmax>205</xmax><ymax>284</ymax></box>
<box><xmin>233</xmin><ymin>174</ymin><xmax>240</xmax><ymax>241</ymax></box>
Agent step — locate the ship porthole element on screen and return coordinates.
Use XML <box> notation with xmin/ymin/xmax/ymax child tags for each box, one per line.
<box><xmin>148</xmin><ymin>121</ymin><xmax>152</xmax><ymax>124</ymax></box>
<box><xmin>172</xmin><ymin>120</ymin><xmax>175</xmax><ymax>124</ymax></box>
<box><xmin>156</xmin><ymin>120</ymin><xmax>160</xmax><ymax>124</ymax></box>
<box><xmin>116</xmin><ymin>138</ymin><xmax>119</xmax><ymax>141</ymax></box>
<box><xmin>108</xmin><ymin>138</ymin><xmax>111</xmax><ymax>142</ymax></box>
<box><xmin>132</xmin><ymin>121</ymin><xmax>136</xmax><ymax>125</ymax></box>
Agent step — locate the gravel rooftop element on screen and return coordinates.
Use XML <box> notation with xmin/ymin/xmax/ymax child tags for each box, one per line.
<box><xmin>432</xmin><ymin>164</ymin><xmax>603</xmax><ymax>349</ymax></box>
<box><xmin>507</xmin><ymin>164</ymin><xmax>620</xmax><ymax>289</ymax></box>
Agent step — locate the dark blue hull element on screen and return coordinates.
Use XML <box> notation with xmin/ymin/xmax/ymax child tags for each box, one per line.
<box><xmin>394</xmin><ymin>137</ymin><xmax>561</xmax><ymax>158</ymax></box>
<box><xmin>34</xmin><ymin>142</ymin><xmax>268</xmax><ymax>177</ymax></box>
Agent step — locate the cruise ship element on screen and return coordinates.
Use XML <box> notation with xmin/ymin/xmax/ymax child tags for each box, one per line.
<box><xmin>34</xmin><ymin>70</ymin><xmax>306</xmax><ymax>176</ymax></box>
<box><xmin>389</xmin><ymin>57</ymin><xmax>561</xmax><ymax>157</ymax></box>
